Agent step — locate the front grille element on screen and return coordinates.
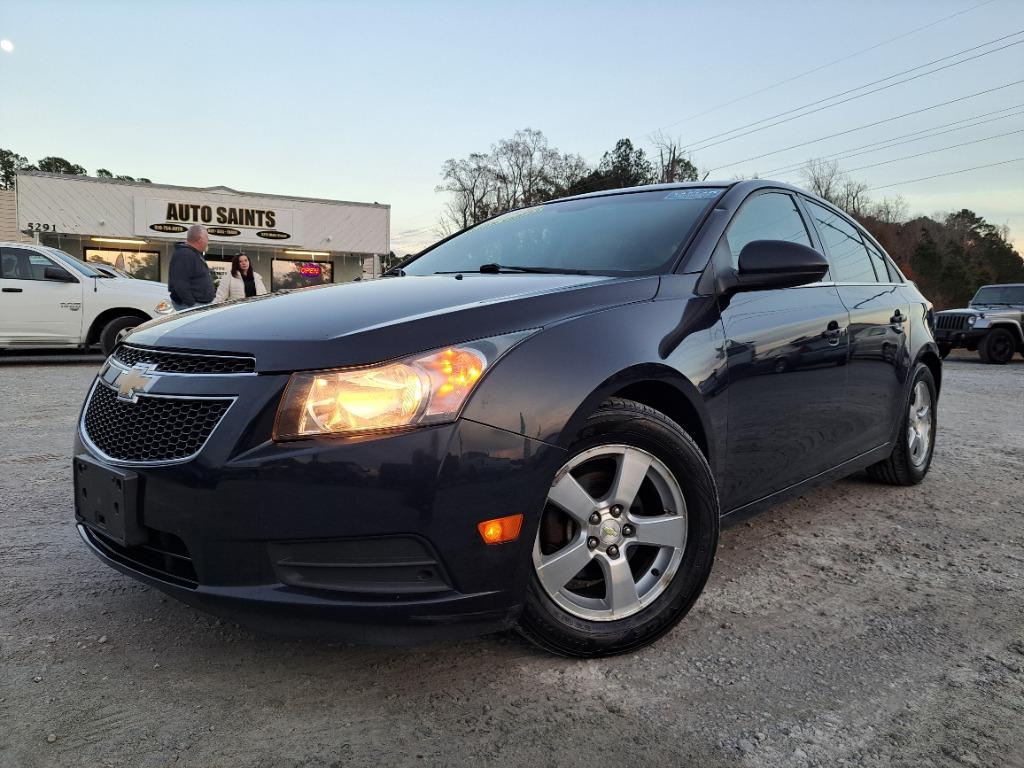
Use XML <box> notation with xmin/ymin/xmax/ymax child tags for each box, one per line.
<box><xmin>936</xmin><ymin>314</ymin><xmax>968</xmax><ymax>331</ymax></box>
<box><xmin>83</xmin><ymin>526</ymin><xmax>198</xmax><ymax>587</ymax></box>
<box><xmin>83</xmin><ymin>382</ymin><xmax>232</xmax><ymax>463</ymax></box>
<box><xmin>114</xmin><ymin>344</ymin><xmax>255</xmax><ymax>374</ymax></box>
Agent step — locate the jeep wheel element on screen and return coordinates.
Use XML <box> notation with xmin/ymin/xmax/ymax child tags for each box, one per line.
<box><xmin>99</xmin><ymin>316</ymin><xmax>143</xmax><ymax>356</ymax></box>
<box><xmin>978</xmin><ymin>328</ymin><xmax>1015</xmax><ymax>365</ymax></box>
<box><xmin>518</xmin><ymin>398</ymin><xmax>719</xmax><ymax>657</ymax></box>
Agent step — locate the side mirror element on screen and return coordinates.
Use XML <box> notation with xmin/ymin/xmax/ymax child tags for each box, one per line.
<box><xmin>44</xmin><ymin>266</ymin><xmax>77</xmax><ymax>282</ymax></box>
<box><xmin>724</xmin><ymin>240</ymin><xmax>829</xmax><ymax>294</ymax></box>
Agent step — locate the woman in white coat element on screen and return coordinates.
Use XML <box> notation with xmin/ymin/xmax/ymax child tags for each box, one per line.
<box><xmin>213</xmin><ymin>253</ymin><xmax>268</xmax><ymax>303</ymax></box>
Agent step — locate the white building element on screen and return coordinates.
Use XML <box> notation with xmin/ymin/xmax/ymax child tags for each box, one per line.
<box><xmin>7</xmin><ymin>172</ymin><xmax>389</xmax><ymax>290</ymax></box>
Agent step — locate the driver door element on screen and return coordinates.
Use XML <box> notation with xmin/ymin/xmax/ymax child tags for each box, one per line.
<box><xmin>0</xmin><ymin>246</ymin><xmax>83</xmax><ymax>345</ymax></box>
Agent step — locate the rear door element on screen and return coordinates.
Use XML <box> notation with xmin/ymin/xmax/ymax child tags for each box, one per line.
<box><xmin>0</xmin><ymin>246</ymin><xmax>83</xmax><ymax>345</ymax></box>
<box><xmin>801</xmin><ymin>200</ymin><xmax>910</xmax><ymax>455</ymax></box>
<box><xmin>717</xmin><ymin>190</ymin><xmax>851</xmax><ymax>511</ymax></box>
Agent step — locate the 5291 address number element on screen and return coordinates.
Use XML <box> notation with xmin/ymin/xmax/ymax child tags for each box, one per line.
<box><xmin>26</xmin><ymin>222</ymin><xmax>57</xmax><ymax>232</ymax></box>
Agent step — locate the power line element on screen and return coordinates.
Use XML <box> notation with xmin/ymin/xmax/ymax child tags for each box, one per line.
<box><xmin>685</xmin><ymin>34</ymin><xmax>1024</xmax><ymax>153</ymax></box>
<box><xmin>760</xmin><ymin>106</ymin><xmax>1024</xmax><ymax>176</ymax></box>
<box><xmin>836</xmin><ymin>128</ymin><xmax>1024</xmax><ymax>174</ymax></box>
<box><xmin>650</xmin><ymin>0</ymin><xmax>998</xmax><ymax>133</ymax></box>
<box><xmin>683</xmin><ymin>29</ymin><xmax>1023</xmax><ymax>150</ymax></box>
<box><xmin>701</xmin><ymin>79</ymin><xmax>1024</xmax><ymax>172</ymax></box>
<box><xmin>866</xmin><ymin>157</ymin><xmax>1024</xmax><ymax>191</ymax></box>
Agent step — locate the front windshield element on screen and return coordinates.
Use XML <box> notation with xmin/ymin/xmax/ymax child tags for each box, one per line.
<box><xmin>972</xmin><ymin>285</ymin><xmax>1024</xmax><ymax>305</ymax></box>
<box><xmin>45</xmin><ymin>247</ymin><xmax>103</xmax><ymax>278</ymax></box>
<box><xmin>404</xmin><ymin>188</ymin><xmax>724</xmax><ymax>276</ymax></box>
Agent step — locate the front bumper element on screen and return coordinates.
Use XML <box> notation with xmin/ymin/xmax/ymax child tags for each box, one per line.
<box><xmin>934</xmin><ymin>326</ymin><xmax>986</xmax><ymax>348</ymax></box>
<box><xmin>74</xmin><ymin>413</ymin><xmax>562</xmax><ymax>644</ymax></box>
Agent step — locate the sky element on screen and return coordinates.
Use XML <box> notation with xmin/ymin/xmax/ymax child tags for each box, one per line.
<box><xmin>1</xmin><ymin>0</ymin><xmax>1022</xmax><ymax>255</ymax></box>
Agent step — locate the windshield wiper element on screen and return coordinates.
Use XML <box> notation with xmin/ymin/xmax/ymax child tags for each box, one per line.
<box><xmin>476</xmin><ymin>263</ymin><xmax>591</xmax><ymax>275</ymax></box>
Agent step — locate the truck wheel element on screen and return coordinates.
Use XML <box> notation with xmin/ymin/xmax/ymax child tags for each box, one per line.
<box><xmin>866</xmin><ymin>363</ymin><xmax>936</xmax><ymax>486</ymax></box>
<box><xmin>518</xmin><ymin>398</ymin><xmax>719</xmax><ymax>657</ymax></box>
<box><xmin>937</xmin><ymin>343</ymin><xmax>952</xmax><ymax>359</ymax></box>
<box><xmin>99</xmin><ymin>316</ymin><xmax>143</xmax><ymax>356</ymax></box>
<box><xmin>978</xmin><ymin>328</ymin><xmax>1015</xmax><ymax>365</ymax></box>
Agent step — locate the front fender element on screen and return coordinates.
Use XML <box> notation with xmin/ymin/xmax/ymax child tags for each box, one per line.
<box><xmin>462</xmin><ymin>283</ymin><xmax>727</xmax><ymax>475</ymax></box>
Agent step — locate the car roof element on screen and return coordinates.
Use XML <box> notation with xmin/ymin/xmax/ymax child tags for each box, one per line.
<box><xmin>553</xmin><ymin>178</ymin><xmax>811</xmax><ymax>203</ymax></box>
<box><xmin>977</xmin><ymin>283</ymin><xmax>1024</xmax><ymax>288</ymax></box>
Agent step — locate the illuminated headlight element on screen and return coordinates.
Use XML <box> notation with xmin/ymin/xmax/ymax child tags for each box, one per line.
<box><xmin>273</xmin><ymin>332</ymin><xmax>531</xmax><ymax>440</ymax></box>
<box><xmin>154</xmin><ymin>299</ymin><xmax>174</xmax><ymax>314</ymax></box>
<box><xmin>966</xmin><ymin>315</ymin><xmax>977</xmax><ymax>326</ymax></box>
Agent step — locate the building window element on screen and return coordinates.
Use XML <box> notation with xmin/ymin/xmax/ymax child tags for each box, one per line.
<box><xmin>271</xmin><ymin>259</ymin><xmax>333</xmax><ymax>291</ymax></box>
<box><xmin>84</xmin><ymin>248</ymin><xmax>161</xmax><ymax>281</ymax></box>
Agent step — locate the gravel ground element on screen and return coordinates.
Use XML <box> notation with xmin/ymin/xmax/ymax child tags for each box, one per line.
<box><xmin>1</xmin><ymin>353</ymin><xmax>1022</xmax><ymax>768</ymax></box>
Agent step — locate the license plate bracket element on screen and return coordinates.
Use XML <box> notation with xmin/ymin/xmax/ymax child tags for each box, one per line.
<box><xmin>74</xmin><ymin>454</ymin><xmax>144</xmax><ymax>547</ymax></box>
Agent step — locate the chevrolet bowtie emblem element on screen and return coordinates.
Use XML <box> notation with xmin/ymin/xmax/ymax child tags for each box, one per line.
<box><xmin>111</xmin><ymin>362</ymin><xmax>159</xmax><ymax>403</ymax></box>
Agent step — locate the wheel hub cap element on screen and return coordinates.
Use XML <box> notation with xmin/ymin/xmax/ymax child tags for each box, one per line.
<box><xmin>596</xmin><ymin>515</ymin><xmax>622</xmax><ymax>547</ymax></box>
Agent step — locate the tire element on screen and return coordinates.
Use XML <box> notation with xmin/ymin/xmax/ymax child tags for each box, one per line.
<box><xmin>978</xmin><ymin>328</ymin><xmax>1015</xmax><ymax>365</ymax></box>
<box><xmin>99</xmin><ymin>315</ymin><xmax>143</xmax><ymax>356</ymax></box>
<box><xmin>866</xmin><ymin>363</ymin><xmax>937</xmax><ymax>486</ymax></box>
<box><xmin>937</xmin><ymin>343</ymin><xmax>952</xmax><ymax>360</ymax></box>
<box><xmin>517</xmin><ymin>398</ymin><xmax>719</xmax><ymax>657</ymax></box>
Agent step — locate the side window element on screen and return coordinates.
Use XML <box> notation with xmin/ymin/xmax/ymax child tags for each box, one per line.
<box><xmin>0</xmin><ymin>247</ymin><xmax>71</xmax><ymax>281</ymax></box>
<box><xmin>723</xmin><ymin>192</ymin><xmax>812</xmax><ymax>268</ymax></box>
<box><xmin>804</xmin><ymin>201</ymin><xmax>878</xmax><ymax>283</ymax></box>
<box><xmin>863</xmin><ymin>239</ymin><xmax>900</xmax><ymax>282</ymax></box>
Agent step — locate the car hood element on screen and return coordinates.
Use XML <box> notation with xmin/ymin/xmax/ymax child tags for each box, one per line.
<box><xmin>126</xmin><ymin>273</ymin><xmax>659</xmax><ymax>372</ymax></box>
<box><xmin>97</xmin><ymin>278</ymin><xmax>169</xmax><ymax>296</ymax></box>
<box><xmin>942</xmin><ymin>305</ymin><xmax>1020</xmax><ymax>317</ymax></box>
<box><xmin>968</xmin><ymin>304</ymin><xmax>1023</xmax><ymax>315</ymax></box>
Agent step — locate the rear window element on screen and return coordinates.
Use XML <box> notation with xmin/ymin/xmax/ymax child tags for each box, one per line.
<box><xmin>404</xmin><ymin>188</ymin><xmax>724</xmax><ymax>276</ymax></box>
<box><xmin>805</xmin><ymin>201</ymin><xmax>878</xmax><ymax>283</ymax></box>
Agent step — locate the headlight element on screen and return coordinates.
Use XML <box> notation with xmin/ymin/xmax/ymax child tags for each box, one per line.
<box><xmin>154</xmin><ymin>299</ymin><xmax>174</xmax><ymax>314</ymax></box>
<box><xmin>967</xmin><ymin>315</ymin><xmax>977</xmax><ymax>326</ymax></box>
<box><xmin>273</xmin><ymin>332</ymin><xmax>531</xmax><ymax>440</ymax></box>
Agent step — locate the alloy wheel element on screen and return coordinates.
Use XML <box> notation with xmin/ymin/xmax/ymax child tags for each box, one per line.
<box><xmin>907</xmin><ymin>380</ymin><xmax>933</xmax><ymax>468</ymax></box>
<box><xmin>533</xmin><ymin>445</ymin><xmax>687</xmax><ymax>622</ymax></box>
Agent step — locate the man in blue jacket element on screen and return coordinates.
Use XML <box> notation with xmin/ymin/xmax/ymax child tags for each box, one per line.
<box><xmin>168</xmin><ymin>225</ymin><xmax>214</xmax><ymax>310</ymax></box>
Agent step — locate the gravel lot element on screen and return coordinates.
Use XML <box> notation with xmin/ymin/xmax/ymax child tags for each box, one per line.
<box><xmin>1</xmin><ymin>353</ymin><xmax>1022</xmax><ymax>768</ymax></box>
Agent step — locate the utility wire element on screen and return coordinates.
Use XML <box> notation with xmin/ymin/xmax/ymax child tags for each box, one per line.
<box><xmin>835</xmin><ymin>128</ymin><xmax>1024</xmax><ymax>173</ymax></box>
<box><xmin>760</xmin><ymin>106</ymin><xmax>1024</xmax><ymax>176</ymax></box>
<box><xmin>650</xmin><ymin>0</ymin><xmax>998</xmax><ymax>132</ymax></box>
<box><xmin>682</xmin><ymin>29</ymin><xmax>1023</xmax><ymax>149</ymax></box>
<box><xmin>867</xmin><ymin>157</ymin><xmax>1024</xmax><ymax>190</ymax></box>
<box><xmin>700</xmin><ymin>80</ymin><xmax>1024</xmax><ymax>172</ymax></box>
<box><xmin>685</xmin><ymin>35</ymin><xmax>1024</xmax><ymax>153</ymax></box>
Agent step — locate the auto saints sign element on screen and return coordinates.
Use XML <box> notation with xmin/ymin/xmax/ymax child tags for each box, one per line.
<box><xmin>134</xmin><ymin>197</ymin><xmax>303</xmax><ymax>245</ymax></box>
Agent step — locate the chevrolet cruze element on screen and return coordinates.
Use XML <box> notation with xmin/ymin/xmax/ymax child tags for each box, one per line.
<box><xmin>73</xmin><ymin>181</ymin><xmax>941</xmax><ymax>657</ymax></box>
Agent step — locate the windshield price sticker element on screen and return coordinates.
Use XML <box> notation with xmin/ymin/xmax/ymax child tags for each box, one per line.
<box><xmin>664</xmin><ymin>189</ymin><xmax>722</xmax><ymax>200</ymax></box>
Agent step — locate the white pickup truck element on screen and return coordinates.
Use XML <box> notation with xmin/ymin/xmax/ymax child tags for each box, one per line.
<box><xmin>0</xmin><ymin>241</ymin><xmax>174</xmax><ymax>355</ymax></box>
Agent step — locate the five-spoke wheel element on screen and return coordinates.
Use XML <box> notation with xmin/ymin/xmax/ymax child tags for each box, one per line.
<box><xmin>534</xmin><ymin>445</ymin><xmax>688</xmax><ymax>621</ymax></box>
<box><xmin>518</xmin><ymin>398</ymin><xmax>718</xmax><ymax>657</ymax></box>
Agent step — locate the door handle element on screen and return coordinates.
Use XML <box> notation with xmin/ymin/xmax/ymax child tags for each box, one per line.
<box><xmin>2</xmin><ymin>287</ymin><xmax>23</xmax><ymax>293</ymax></box>
<box><xmin>823</xmin><ymin>319</ymin><xmax>843</xmax><ymax>346</ymax></box>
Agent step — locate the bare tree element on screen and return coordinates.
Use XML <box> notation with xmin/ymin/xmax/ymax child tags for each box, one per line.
<box><xmin>651</xmin><ymin>132</ymin><xmax>699</xmax><ymax>183</ymax></box>
<box><xmin>838</xmin><ymin>178</ymin><xmax>871</xmax><ymax>217</ymax></box>
<box><xmin>800</xmin><ymin>158</ymin><xmax>844</xmax><ymax>204</ymax></box>
<box><xmin>436</xmin><ymin>129</ymin><xmax>591</xmax><ymax>234</ymax></box>
<box><xmin>435</xmin><ymin>153</ymin><xmax>497</xmax><ymax>234</ymax></box>
<box><xmin>869</xmin><ymin>195</ymin><xmax>909</xmax><ymax>224</ymax></box>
